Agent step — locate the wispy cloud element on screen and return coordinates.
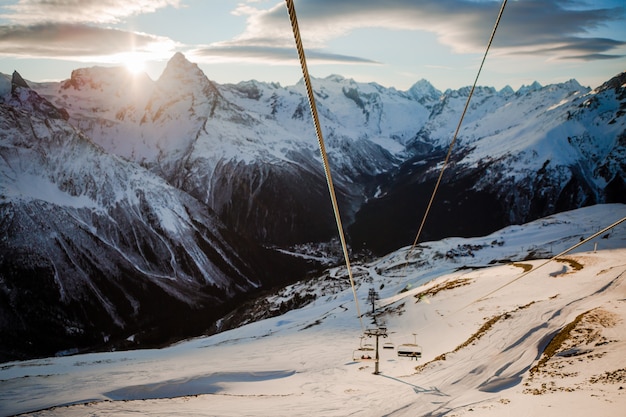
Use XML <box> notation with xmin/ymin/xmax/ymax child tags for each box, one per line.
<box><xmin>0</xmin><ymin>23</ymin><xmax>177</xmax><ymax>61</ymax></box>
<box><xmin>0</xmin><ymin>0</ymin><xmax>182</xmax><ymax>24</ymax></box>
<box><xmin>0</xmin><ymin>0</ymin><xmax>623</xmax><ymax>68</ymax></box>
<box><xmin>0</xmin><ymin>0</ymin><xmax>181</xmax><ymax>63</ymax></box>
<box><xmin>190</xmin><ymin>44</ymin><xmax>380</xmax><ymax>65</ymax></box>
<box><xmin>195</xmin><ymin>0</ymin><xmax>625</xmax><ymax>64</ymax></box>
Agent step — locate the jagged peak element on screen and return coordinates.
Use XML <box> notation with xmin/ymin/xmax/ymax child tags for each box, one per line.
<box><xmin>234</xmin><ymin>79</ymin><xmax>281</xmax><ymax>90</ymax></box>
<box><xmin>443</xmin><ymin>85</ymin><xmax>496</xmax><ymax>98</ymax></box>
<box><xmin>169</xmin><ymin>51</ymin><xmax>188</xmax><ymax>64</ymax></box>
<box><xmin>516</xmin><ymin>81</ymin><xmax>543</xmax><ymax>95</ymax></box>
<box><xmin>324</xmin><ymin>74</ymin><xmax>346</xmax><ymax>83</ymax></box>
<box><xmin>561</xmin><ymin>78</ymin><xmax>582</xmax><ymax>89</ymax></box>
<box><xmin>408</xmin><ymin>79</ymin><xmax>441</xmax><ymax>100</ymax></box>
<box><xmin>61</xmin><ymin>65</ymin><xmax>153</xmax><ymax>92</ymax></box>
<box><xmin>7</xmin><ymin>75</ymin><xmax>69</xmax><ymax>120</ymax></box>
<box><xmin>542</xmin><ymin>78</ymin><xmax>585</xmax><ymax>94</ymax></box>
<box><xmin>11</xmin><ymin>70</ymin><xmax>29</xmax><ymax>92</ymax></box>
<box><xmin>499</xmin><ymin>85</ymin><xmax>515</xmax><ymax>96</ymax></box>
<box><xmin>157</xmin><ymin>52</ymin><xmax>209</xmax><ymax>88</ymax></box>
<box><xmin>593</xmin><ymin>71</ymin><xmax>626</xmax><ymax>94</ymax></box>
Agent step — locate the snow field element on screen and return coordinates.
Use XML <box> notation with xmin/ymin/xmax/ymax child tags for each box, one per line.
<box><xmin>1</xmin><ymin>204</ymin><xmax>625</xmax><ymax>416</ymax></box>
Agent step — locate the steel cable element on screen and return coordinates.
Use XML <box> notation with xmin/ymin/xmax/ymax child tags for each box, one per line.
<box><xmin>285</xmin><ymin>0</ymin><xmax>365</xmax><ymax>331</ymax></box>
<box><xmin>406</xmin><ymin>0</ymin><xmax>508</xmax><ymax>263</ymax></box>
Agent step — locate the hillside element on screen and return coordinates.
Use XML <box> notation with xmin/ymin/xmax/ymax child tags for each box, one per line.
<box><xmin>0</xmin><ymin>71</ymin><xmax>312</xmax><ymax>361</ymax></box>
<box><xmin>1</xmin><ymin>204</ymin><xmax>624</xmax><ymax>416</ymax></box>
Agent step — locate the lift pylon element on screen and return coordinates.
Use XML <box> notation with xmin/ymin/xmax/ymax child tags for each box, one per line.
<box><xmin>364</xmin><ymin>326</ymin><xmax>388</xmax><ymax>375</ymax></box>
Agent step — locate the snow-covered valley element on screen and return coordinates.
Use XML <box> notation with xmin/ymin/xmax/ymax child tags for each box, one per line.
<box><xmin>1</xmin><ymin>204</ymin><xmax>625</xmax><ymax>416</ymax></box>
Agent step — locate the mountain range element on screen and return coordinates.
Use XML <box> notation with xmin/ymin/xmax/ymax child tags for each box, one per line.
<box><xmin>1</xmin><ymin>53</ymin><xmax>624</xmax><ymax>360</ymax></box>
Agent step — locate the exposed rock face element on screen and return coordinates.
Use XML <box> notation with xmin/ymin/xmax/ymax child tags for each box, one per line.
<box><xmin>11</xmin><ymin>70</ymin><xmax>29</xmax><ymax>92</ymax></box>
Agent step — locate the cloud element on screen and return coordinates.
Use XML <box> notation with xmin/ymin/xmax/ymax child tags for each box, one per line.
<box><xmin>190</xmin><ymin>45</ymin><xmax>380</xmax><ymax>65</ymax></box>
<box><xmin>0</xmin><ymin>0</ymin><xmax>622</xmax><ymax>68</ymax></box>
<box><xmin>213</xmin><ymin>0</ymin><xmax>625</xmax><ymax>64</ymax></box>
<box><xmin>0</xmin><ymin>0</ymin><xmax>182</xmax><ymax>24</ymax></box>
<box><xmin>0</xmin><ymin>0</ymin><xmax>181</xmax><ymax>62</ymax></box>
<box><xmin>0</xmin><ymin>23</ymin><xmax>178</xmax><ymax>61</ymax></box>
<box><xmin>505</xmin><ymin>36</ymin><xmax>626</xmax><ymax>60</ymax></box>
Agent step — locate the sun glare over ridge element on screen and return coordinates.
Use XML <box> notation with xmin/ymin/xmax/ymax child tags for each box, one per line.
<box><xmin>123</xmin><ymin>52</ymin><xmax>147</xmax><ymax>75</ymax></box>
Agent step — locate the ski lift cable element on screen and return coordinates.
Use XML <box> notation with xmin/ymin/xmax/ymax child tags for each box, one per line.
<box><xmin>285</xmin><ymin>0</ymin><xmax>365</xmax><ymax>332</ymax></box>
<box><xmin>405</xmin><ymin>0</ymin><xmax>508</xmax><ymax>263</ymax></box>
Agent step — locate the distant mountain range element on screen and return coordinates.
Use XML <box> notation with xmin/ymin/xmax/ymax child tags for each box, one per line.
<box><xmin>1</xmin><ymin>53</ymin><xmax>624</xmax><ymax>360</ymax></box>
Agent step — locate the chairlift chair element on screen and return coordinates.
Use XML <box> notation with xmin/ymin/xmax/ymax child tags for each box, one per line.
<box><xmin>397</xmin><ymin>343</ymin><xmax>422</xmax><ymax>359</ymax></box>
<box><xmin>383</xmin><ymin>342</ymin><xmax>395</xmax><ymax>350</ymax></box>
<box><xmin>353</xmin><ymin>336</ymin><xmax>376</xmax><ymax>362</ymax></box>
<box><xmin>353</xmin><ymin>345</ymin><xmax>375</xmax><ymax>361</ymax></box>
<box><xmin>397</xmin><ymin>333</ymin><xmax>422</xmax><ymax>359</ymax></box>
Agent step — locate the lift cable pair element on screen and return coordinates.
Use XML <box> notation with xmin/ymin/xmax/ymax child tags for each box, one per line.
<box><xmin>285</xmin><ymin>0</ymin><xmax>508</xmax><ymax>333</ymax></box>
<box><xmin>285</xmin><ymin>0</ymin><xmax>626</xmax><ymax>374</ymax></box>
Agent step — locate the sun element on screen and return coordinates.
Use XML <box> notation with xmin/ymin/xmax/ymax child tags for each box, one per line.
<box><xmin>123</xmin><ymin>52</ymin><xmax>146</xmax><ymax>75</ymax></box>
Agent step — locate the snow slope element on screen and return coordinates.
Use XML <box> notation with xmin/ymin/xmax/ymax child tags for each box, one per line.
<box><xmin>1</xmin><ymin>204</ymin><xmax>624</xmax><ymax>417</ymax></box>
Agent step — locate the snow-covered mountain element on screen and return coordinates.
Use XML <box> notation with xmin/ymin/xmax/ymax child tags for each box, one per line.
<box><xmin>33</xmin><ymin>54</ymin><xmax>625</xmax><ymax>253</ymax></box>
<box><xmin>0</xmin><ymin>72</ymin><xmax>310</xmax><ymax>361</ymax></box>
<box><xmin>1</xmin><ymin>53</ymin><xmax>624</xmax><ymax>361</ymax></box>
<box><xmin>1</xmin><ymin>204</ymin><xmax>625</xmax><ymax>417</ymax></box>
<box><xmin>33</xmin><ymin>53</ymin><xmax>438</xmax><ymax>245</ymax></box>
<box><xmin>351</xmin><ymin>73</ymin><xmax>626</xmax><ymax>253</ymax></box>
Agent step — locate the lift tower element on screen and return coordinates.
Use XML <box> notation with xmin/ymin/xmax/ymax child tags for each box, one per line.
<box><xmin>364</xmin><ymin>326</ymin><xmax>388</xmax><ymax>375</ymax></box>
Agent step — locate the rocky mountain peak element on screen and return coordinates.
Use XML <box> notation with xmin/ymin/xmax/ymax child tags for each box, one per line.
<box><xmin>499</xmin><ymin>85</ymin><xmax>515</xmax><ymax>96</ymax></box>
<box><xmin>517</xmin><ymin>81</ymin><xmax>543</xmax><ymax>95</ymax></box>
<box><xmin>7</xmin><ymin>71</ymin><xmax>69</xmax><ymax>121</ymax></box>
<box><xmin>408</xmin><ymin>78</ymin><xmax>441</xmax><ymax>100</ymax></box>
<box><xmin>157</xmin><ymin>52</ymin><xmax>210</xmax><ymax>92</ymax></box>
<box><xmin>594</xmin><ymin>71</ymin><xmax>626</xmax><ymax>95</ymax></box>
<box><xmin>11</xmin><ymin>70</ymin><xmax>29</xmax><ymax>93</ymax></box>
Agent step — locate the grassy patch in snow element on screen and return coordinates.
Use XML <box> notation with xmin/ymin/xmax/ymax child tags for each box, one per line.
<box><xmin>414</xmin><ymin>311</ymin><xmax>511</xmax><ymax>373</ymax></box>
<box><xmin>413</xmin><ymin>278</ymin><xmax>473</xmax><ymax>302</ymax></box>
<box><xmin>414</xmin><ymin>301</ymin><xmax>535</xmax><ymax>373</ymax></box>
<box><xmin>512</xmin><ymin>262</ymin><xmax>533</xmax><ymax>272</ymax></box>
<box><xmin>529</xmin><ymin>311</ymin><xmax>588</xmax><ymax>376</ymax></box>
<box><xmin>529</xmin><ymin>307</ymin><xmax>618</xmax><ymax>377</ymax></box>
<box><xmin>555</xmin><ymin>257</ymin><xmax>584</xmax><ymax>271</ymax></box>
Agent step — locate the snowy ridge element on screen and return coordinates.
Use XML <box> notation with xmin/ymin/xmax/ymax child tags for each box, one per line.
<box><xmin>29</xmin><ymin>56</ymin><xmax>626</xmax><ymax>250</ymax></box>
<box><xmin>1</xmin><ymin>204</ymin><xmax>625</xmax><ymax>416</ymax></box>
<box><xmin>0</xmin><ymin>86</ymin><xmax>248</xmax><ymax>288</ymax></box>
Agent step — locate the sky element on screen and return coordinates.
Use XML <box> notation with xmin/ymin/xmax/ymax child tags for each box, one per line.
<box><xmin>0</xmin><ymin>0</ymin><xmax>625</xmax><ymax>91</ymax></box>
